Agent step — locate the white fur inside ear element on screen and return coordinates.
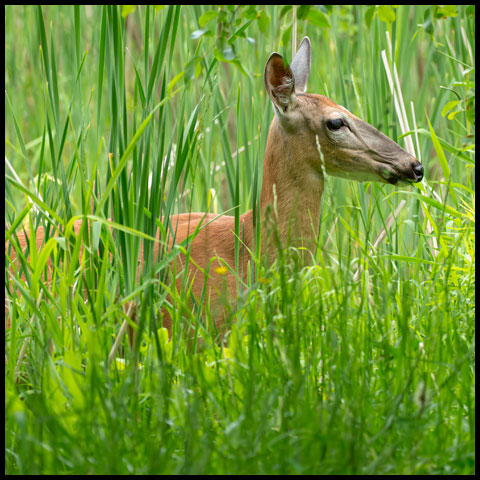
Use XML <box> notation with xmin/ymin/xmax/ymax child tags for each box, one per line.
<box><xmin>272</xmin><ymin>76</ymin><xmax>295</xmax><ymax>111</ymax></box>
<box><xmin>264</xmin><ymin>52</ymin><xmax>296</xmax><ymax>112</ymax></box>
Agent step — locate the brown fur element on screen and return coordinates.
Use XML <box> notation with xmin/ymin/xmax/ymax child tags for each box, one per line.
<box><xmin>6</xmin><ymin>37</ymin><xmax>423</xmax><ymax>340</ymax></box>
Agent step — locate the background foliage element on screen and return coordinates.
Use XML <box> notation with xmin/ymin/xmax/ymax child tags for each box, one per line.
<box><xmin>5</xmin><ymin>5</ymin><xmax>475</xmax><ymax>474</ymax></box>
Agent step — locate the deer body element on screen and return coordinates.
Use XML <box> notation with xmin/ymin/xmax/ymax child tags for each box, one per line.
<box><xmin>156</xmin><ymin>211</ymin><xmax>254</xmax><ymax>335</ymax></box>
<box><xmin>6</xmin><ymin>37</ymin><xmax>423</xmax><ymax>337</ymax></box>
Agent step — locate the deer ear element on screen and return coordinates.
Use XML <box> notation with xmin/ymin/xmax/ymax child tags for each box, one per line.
<box><xmin>290</xmin><ymin>36</ymin><xmax>311</xmax><ymax>93</ymax></box>
<box><xmin>264</xmin><ymin>53</ymin><xmax>295</xmax><ymax>112</ymax></box>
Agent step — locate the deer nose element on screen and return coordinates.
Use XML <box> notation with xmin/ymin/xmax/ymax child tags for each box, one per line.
<box><xmin>412</xmin><ymin>162</ymin><xmax>424</xmax><ymax>182</ymax></box>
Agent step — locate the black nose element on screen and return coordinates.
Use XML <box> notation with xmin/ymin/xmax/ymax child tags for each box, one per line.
<box><xmin>412</xmin><ymin>162</ymin><xmax>424</xmax><ymax>182</ymax></box>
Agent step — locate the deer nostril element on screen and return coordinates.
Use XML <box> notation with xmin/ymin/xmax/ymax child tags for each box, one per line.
<box><xmin>412</xmin><ymin>162</ymin><xmax>424</xmax><ymax>181</ymax></box>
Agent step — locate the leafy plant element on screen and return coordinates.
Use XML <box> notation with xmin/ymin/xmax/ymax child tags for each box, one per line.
<box><xmin>5</xmin><ymin>5</ymin><xmax>474</xmax><ymax>475</ymax></box>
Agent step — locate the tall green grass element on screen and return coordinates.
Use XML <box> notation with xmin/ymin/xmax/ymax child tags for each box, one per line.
<box><xmin>5</xmin><ymin>5</ymin><xmax>475</xmax><ymax>474</ymax></box>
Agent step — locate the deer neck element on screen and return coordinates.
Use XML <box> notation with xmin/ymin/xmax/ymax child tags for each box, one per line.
<box><xmin>259</xmin><ymin>118</ymin><xmax>324</xmax><ymax>257</ymax></box>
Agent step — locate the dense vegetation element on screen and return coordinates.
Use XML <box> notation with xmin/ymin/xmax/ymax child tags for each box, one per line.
<box><xmin>5</xmin><ymin>5</ymin><xmax>475</xmax><ymax>474</ymax></box>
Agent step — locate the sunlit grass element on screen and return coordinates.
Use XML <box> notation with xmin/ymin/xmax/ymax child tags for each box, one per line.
<box><xmin>5</xmin><ymin>5</ymin><xmax>475</xmax><ymax>475</ymax></box>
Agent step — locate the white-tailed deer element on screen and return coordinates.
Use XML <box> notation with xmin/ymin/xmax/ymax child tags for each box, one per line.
<box><xmin>6</xmin><ymin>37</ymin><xmax>423</xmax><ymax>339</ymax></box>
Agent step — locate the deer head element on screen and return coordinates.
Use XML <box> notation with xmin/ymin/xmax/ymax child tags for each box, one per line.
<box><xmin>263</xmin><ymin>36</ymin><xmax>424</xmax><ymax>188</ymax></box>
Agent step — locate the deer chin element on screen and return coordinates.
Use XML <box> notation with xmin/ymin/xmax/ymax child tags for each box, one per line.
<box><xmin>377</xmin><ymin>172</ymin><xmax>412</xmax><ymax>186</ymax></box>
<box><xmin>378</xmin><ymin>166</ymin><xmax>421</xmax><ymax>186</ymax></box>
<box><xmin>325</xmin><ymin>166</ymin><xmax>391</xmax><ymax>184</ymax></box>
<box><xmin>336</xmin><ymin>169</ymin><xmax>416</xmax><ymax>186</ymax></box>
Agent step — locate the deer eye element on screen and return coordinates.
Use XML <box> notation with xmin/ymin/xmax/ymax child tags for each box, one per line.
<box><xmin>326</xmin><ymin>118</ymin><xmax>344</xmax><ymax>130</ymax></box>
